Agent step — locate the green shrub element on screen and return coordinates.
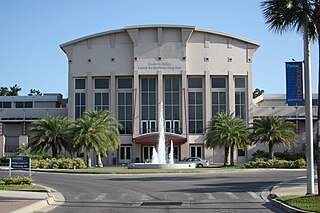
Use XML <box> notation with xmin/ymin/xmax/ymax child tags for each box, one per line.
<box><xmin>252</xmin><ymin>150</ymin><xmax>306</xmax><ymax>161</ymax></box>
<box><xmin>31</xmin><ymin>158</ymin><xmax>85</xmax><ymax>169</ymax></box>
<box><xmin>244</xmin><ymin>158</ymin><xmax>306</xmax><ymax>169</ymax></box>
<box><xmin>0</xmin><ymin>156</ymin><xmax>10</xmax><ymax>165</ymax></box>
<box><xmin>1</xmin><ymin>176</ymin><xmax>32</xmax><ymax>185</ymax></box>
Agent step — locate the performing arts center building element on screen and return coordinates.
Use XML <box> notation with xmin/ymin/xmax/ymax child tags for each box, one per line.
<box><xmin>59</xmin><ymin>24</ymin><xmax>260</xmax><ymax>165</ymax></box>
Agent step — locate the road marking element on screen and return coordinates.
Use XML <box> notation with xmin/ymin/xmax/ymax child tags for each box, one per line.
<box><xmin>119</xmin><ymin>194</ymin><xmax>127</xmax><ymax>200</ymax></box>
<box><xmin>184</xmin><ymin>193</ymin><xmax>193</xmax><ymax>200</ymax></box>
<box><xmin>94</xmin><ymin>193</ymin><xmax>108</xmax><ymax>201</ymax></box>
<box><xmin>205</xmin><ymin>193</ymin><xmax>216</xmax><ymax>200</ymax></box>
<box><xmin>225</xmin><ymin>192</ymin><xmax>238</xmax><ymax>199</ymax></box>
<box><xmin>73</xmin><ymin>193</ymin><xmax>87</xmax><ymax>200</ymax></box>
<box><xmin>247</xmin><ymin>192</ymin><xmax>260</xmax><ymax>199</ymax></box>
<box><xmin>141</xmin><ymin>194</ymin><xmax>149</xmax><ymax>200</ymax></box>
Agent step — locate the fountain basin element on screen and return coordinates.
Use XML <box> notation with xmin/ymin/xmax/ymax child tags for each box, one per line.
<box><xmin>127</xmin><ymin>163</ymin><xmax>196</xmax><ymax>169</ymax></box>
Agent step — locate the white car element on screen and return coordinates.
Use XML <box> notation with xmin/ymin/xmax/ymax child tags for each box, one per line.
<box><xmin>183</xmin><ymin>157</ymin><xmax>209</xmax><ymax>168</ymax></box>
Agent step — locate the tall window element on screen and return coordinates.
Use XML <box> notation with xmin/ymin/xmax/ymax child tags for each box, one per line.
<box><xmin>117</xmin><ymin>78</ymin><xmax>133</xmax><ymax>134</ymax></box>
<box><xmin>235</xmin><ymin>77</ymin><xmax>247</xmax><ymax>120</ymax></box>
<box><xmin>75</xmin><ymin>78</ymin><xmax>86</xmax><ymax>118</ymax></box>
<box><xmin>94</xmin><ymin>78</ymin><xmax>109</xmax><ymax>110</ymax></box>
<box><xmin>141</xmin><ymin>77</ymin><xmax>157</xmax><ymax>133</ymax></box>
<box><xmin>211</xmin><ymin>77</ymin><xmax>227</xmax><ymax>117</ymax></box>
<box><xmin>188</xmin><ymin>77</ymin><xmax>203</xmax><ymax>134</ymax></box>
<box><xmin>164</xmin><ymin>77</ymin><xmax>180</xmax><ymax>134</ymax></box>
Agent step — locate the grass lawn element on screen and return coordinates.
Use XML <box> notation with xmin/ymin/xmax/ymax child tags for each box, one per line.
<box><xmin>47</xmin><ymin>165</ymin><xmax>245</xmax><ymax>174</ymax></box>
<box><xmin>0</xmin><ymin>180</ymin><xmax>45</xmax><ymax>191</ymax></box>
<box><xmin>277</xmin><ymin>195</ymin><xmax>320</xmax><ymax>212</ymax></box>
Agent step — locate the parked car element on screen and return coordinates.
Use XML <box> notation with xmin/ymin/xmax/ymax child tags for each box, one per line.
<box><xmin>183</xmin><ymin>157</ymin><xmax>209</xmax><ymax>168</ymax></box>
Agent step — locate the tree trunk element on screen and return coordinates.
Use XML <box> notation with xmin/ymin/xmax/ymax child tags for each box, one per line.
<box><xmin>224</xmin><ymin>146</ymin><xmax>230</xmax><ymax>166</ymax></box>
<box><xmin>87</xmin><ymin>152</ymin><xmax>92</xmax><ymax>168</ymax></box>
<box><xmin>268</xmin><ymin>144</ymin><xmax>274</xmax><ymax>160</ymax></box>
<box><xmin>52</xmin><ymin>137</ymin><xmax>58</xmax><ymax>158</ymax></box>
<box><xmin>97</xmin><ymin>152</ymin><xmax>103</xmax><ymax>167</ymax></box>
<box><xmin>230</xmin><ymin>144</ymin><xmax>235</xmax><ymax>166</ymax></box>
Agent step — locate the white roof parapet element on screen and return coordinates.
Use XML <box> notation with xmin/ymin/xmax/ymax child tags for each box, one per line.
<box><xmin>60</xmin><ymin>24</ymin><xmax>260</xmax><ymax>49</ymax></box>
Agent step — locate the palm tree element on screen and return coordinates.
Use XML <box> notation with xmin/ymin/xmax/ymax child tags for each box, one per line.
<box><xmin>72</xmin><ymin>110</ymin><xmax>121</xmax><ymax>167</ymax></box>
<box><xmin>84</xmin><ymin>110</ymin><xmax>121</xmax><ymax>167</ymax></box>
<box><xmin>261</xmin><ymin>0</ymin><xmax>319</xmax><ymax>194</ymax></box>
<box><xmin>29</xmin><ymin>116</ymin><xmax>71</xmax><ymax>157</ymax></box>
<box><xmin>7</xmin><ymin>84</ymin><xmax>21</xmax><ymax>96</ymax></box>
<box><xmin>252</xmin><ymin>116</ymin><xmax>296</xmax><ymax>159</ymax></box>
<box><xmin>205</xmin><ymin>112</ymin><xmax>251</xmax><ymax>166</ymax></box>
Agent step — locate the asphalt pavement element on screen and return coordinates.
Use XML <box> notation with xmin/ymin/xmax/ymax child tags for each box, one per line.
<box><xmin>0</xmin><ymin>168</ymin><xmax>317</xmax><ymax>213</ymax></box>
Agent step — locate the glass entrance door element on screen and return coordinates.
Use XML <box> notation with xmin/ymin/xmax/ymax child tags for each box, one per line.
<box><xmin>190</xmin><ymin>145</ymin><xmax>202</xmax><ymax>158</ymax></box>
<box><xmin>119</xmin><ymin>146</ymin><xmax>131</xmax><ymax>163</ymax></box>
<box><xmin>143</xmin><ymin>146</ymin><xmax>154</xmax><ymax>163</ymax></box>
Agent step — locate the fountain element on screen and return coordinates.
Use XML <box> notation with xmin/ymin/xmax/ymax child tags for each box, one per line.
<box><xmin>128</xmin><ymin>102</ymin><xmax>195</xmax><ymax>169</ymax></box>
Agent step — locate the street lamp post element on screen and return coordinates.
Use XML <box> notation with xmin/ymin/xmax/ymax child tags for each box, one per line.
<box><xmin>304</xmin><ymin>0</ymin><xmax>314</xmax><ymax>194</ymax></box>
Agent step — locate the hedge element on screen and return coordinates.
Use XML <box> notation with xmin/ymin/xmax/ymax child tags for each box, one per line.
<box><xmin>31</xmin><ymin>158</ymin><xmax>86</xmax><ymax>169</ymax></box>
<box><xmin>1</xmin><ymin>176</ymin><xmax>33</xmax><ymax>185</ymax></box>
<box><xmin>244</xmin><ymin>158</ymin><xmax>306</xmax><ymax>169</ymax></box>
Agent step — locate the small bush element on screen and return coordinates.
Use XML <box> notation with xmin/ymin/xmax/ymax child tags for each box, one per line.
<box><xmin>0</xmin><ymin>156</ymin><xmax>10</xmax><ymax>165</ymax></box>
<box><xmin>31</xmin><ymin>158</ymin><xmax>85</xmax><ymax>169</ymax></box>
<box><xmin>244</xmin><ymin>158</ymin><xmax>306</xmax><ymax>169</ymax></box>
<box><xmin>1</xmin><ymin>176</ymin><xmax>32</xmax><ymax>185</ymax></box>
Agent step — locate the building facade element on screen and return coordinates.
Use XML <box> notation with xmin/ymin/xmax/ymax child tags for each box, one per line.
<box><xmin>60</xmin><ymin>25</ymin><xmax>260</xmax><ymax>165</ymax></box>
<box><xmin>0</xmin><ymin>94</ymin><xmax>68</xmax><ymax>157</ymax></box>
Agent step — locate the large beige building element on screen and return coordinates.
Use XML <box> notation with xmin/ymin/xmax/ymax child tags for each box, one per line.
<box><xmin>60</xmin><ymin>24</ymin><xmax>260</xmax><ymax>165</ymax></box>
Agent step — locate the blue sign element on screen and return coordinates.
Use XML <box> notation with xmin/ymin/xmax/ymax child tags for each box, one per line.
<box><xmin>286</xmin><ymin>62</ymin><xmax>304</xmax><ymax>105</ymax></box>
<box><xmin>11</xmin><ymin>156</ymin><xmax>30</xmax><ymax>169</ymax></box>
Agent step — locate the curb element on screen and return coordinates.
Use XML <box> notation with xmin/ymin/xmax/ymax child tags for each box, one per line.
<box><xmin>270</xmin><ymin>197</ymin><xmax>312</xmax><ymax>213</ymax></box>
<box><xmin>9</xmin><ymin>187</ymin><xmax>65</xmax><ymax>213</ymax></box>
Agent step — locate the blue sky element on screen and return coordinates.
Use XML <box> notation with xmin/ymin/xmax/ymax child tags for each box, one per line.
<box><xmin>0</xmin><ymin>0</ymin><xmax>318</xmax><ymax>97</ymax></box>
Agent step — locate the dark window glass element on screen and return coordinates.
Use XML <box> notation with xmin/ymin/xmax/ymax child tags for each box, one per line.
<box><xmin>173</xmin><ymin>93</ymin><xmax>179</xmax><ymax>104</ymax></box>
<box><xmin>220</xmin><ymin>92</ymin><xmax>226</xmax><ymax>104</ymax></box>
<box><xmin>165</xmin><ymin>79</ymin><xmax>171</xmax><ymax>91</ymax></box>
<box><xmin>149</xmin><ymin>78</ymin><xmax>156</xmax><ymax>91</ymax></box>
<box><xmin>188</xmin><ymin>93</ymin><xmax>195</xmax><ymax>104</ymax></box>
<box><xmin>3</xmin><ymin>102</ymin><xmax>11</xmax><ymax>108</ymax></box>
<box><xmin>172</xmin><ymin>78</ymin><xmax>179</xmax><ymax>91</ymax></box>
<box><xmin>212</xmin><ymin>93</ymin><xmax>218</xmax><ymax>104</ymax></box>
<box><xmin>118</xmin><ymin>79</ymin><xmax>132</xmax><ymax>89</ymax></box>
<box><xmin>149</xmin><ymin>93</ymin><xmax>156</xmax><ymax>105</ymax></box>
<box><xmin>238</xmin><ymin>149</ymin><xmax>245</xmax><ymax>156</ymax></box>
<box><xmin>25</xmin><ymin>102</ymin><xmax>33</xmax><ymax>108</ymax></box>
<box><xmin>102</xmin><ymin>93</ymin><xmax>109</xmax><ymax>105</ymax></box>
<box><xmin>15</xmin><ymin>102</ymin><xmax>23</xmax><ymax>108</ymax></box>
<box><xmin>95</xmin><ymin>79</ymin><xmax>109</xmax><ymax>89</ymax></box>
<box><xmin>196</xmin><ymin>92</ymin><xmax>202</xmax><ymax>104</ymax></box>
<box><xmin>95</xmin><ymin>93</ymin><xmax>101</xmax><ymax>105</ymax></box>
<box><xmin>126</xmin><ymin>93</ymin><xmax>132</xmax><ymax>105</ymax></box>
<box><xmin>126</xmin><ymin>147</ymin><xmax>131</xmax><ymax>159</ymax></box>
<box><xmin>141</xmin><ymin>79</ymin><xmax>148</xmax><ymax>91</ymax></box>
<box><xmin>75</xmin><ymin>79</ymin><xmax>86</xmax><ymax>89</ymax></box>
<box><xmin>235</xmin><ymin>78</ymin><xmax>246</xmax><ymax>88</ymax></box>
<box><xmin>120</xmin><ymin>147</ymin><xmax>125</xmax><ymax>160</ymax></box>
<box><xmin>212</xmin><ymin>78</ymin><xmax>226</xmax><ymax>88</ymax></box>
<box><xmin>188</xmin><ymin>78</ymin><xmax>202</xmax><ymax>88</ymax></box>
<box><xmin>75</xmin><ymin>93</ymin><xmax>80</xmax><ymax>105</ymax></box>
<box><xmin>81</xmin><ymin>93</ymin><xmax>86</xmax><ymax>105</ymax></box>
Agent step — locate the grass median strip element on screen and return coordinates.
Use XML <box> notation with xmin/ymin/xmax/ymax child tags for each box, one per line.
<box><xmin>0</xmin><ymin>178</ymin><xmax>45</xmax><ymax>191</ymax></box>
<box><xmin>46</xmin><ymin>166</ymin><xmax>245</xmax><ymax>174</ymax></box>
<box><xmin>277</xmin><ymin>195</ymin><xmax>320</xmax><ymax>212</ymax></box>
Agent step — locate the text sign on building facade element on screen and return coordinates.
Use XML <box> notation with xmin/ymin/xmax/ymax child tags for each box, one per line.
<box><xmin>137</xmin><ymin>61</ymin><xmax>183</xmax><ymax>72</ymax></box>
<box><xmin>285</xmin><ymin>62</ymin><xmax>304</xmax><ymax>105</ymax></box>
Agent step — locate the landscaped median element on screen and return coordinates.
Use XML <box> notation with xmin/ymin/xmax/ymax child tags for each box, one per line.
<box><xmin>276</xmin><ymin>195</ymin><xmax>320</xmax><ymax>213</ymax></box>
<box><xmin>0</xmin><ymin>175</ymin><xmax>46</xmax><ymax>191</ymax></box>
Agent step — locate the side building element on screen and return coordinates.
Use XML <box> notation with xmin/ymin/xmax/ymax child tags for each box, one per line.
<box><xmin>253</xmin><ymin>93</ymin><xmax>318</xmax><ymax>154</ymax></box>
<box><xmin>60</xmin><ymin>24</ymin><xmax>260</xmax><ymax>165</ymax></box>
<box><xmin>0</xmin><ymin>94</ymin><xmax>68</xmax><ymax>156</ymax></box>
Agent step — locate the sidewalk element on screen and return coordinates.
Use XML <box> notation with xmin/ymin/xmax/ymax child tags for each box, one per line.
<box><xmin>0</xmin><ymin>188</ymin><xmax>64</xmax><ymax>213</ymax></box>
<box><xmin>270</xmin><ymin>177</ymin><xmax>319</xmax><ymax>213</ymax></box>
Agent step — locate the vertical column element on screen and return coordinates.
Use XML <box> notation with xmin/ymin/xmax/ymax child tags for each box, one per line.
<box><xmin>204</xmin><ymin>71</ymin><xmax>211</xmax><ymax>126</ymax></box>
<box><xmin>158</xmin><ymin>71</ymin><xmax>163</xmax><ymax>131</ymax></box>
<box><xmin>228</xmin><ymin>71</ymin><xmax>235</xmax><ymax>114</ymax></box>
<box><xmin>133</xmin><ymin>70</ymin><xmax>140</xmax><ymax>137</ymax></box>
<box><xmin>247</xmin><ymin>71</ymin><xmax>253</xmax><ymax>125</ymax></box>
<box><xmin>181</xmin><ymin>71</ymin><xmax>187</xmax><ymax>136</ymax></box>
<box><xmin>0</xmin><ymin>123</ymin><xmax>4</xmax><ymax>157</ymax></box>
<box><xmin>68</xmin><ymin>72</ymin><xmax>74</xmax><ymax>119</ymax></box>
<box><xmin>19</xmin><ymin>122</ymin><xmax>28</xmax><ymax>149</ymax></box>
<box><xmin>110</xmin><ymin>72</ymin><xmax>116</xmax><ymax>114</ymax></box>
<box><xmin>87</xmin><ymin>72</ymin><xmax>93</xmax><ymax>111</ymax></box>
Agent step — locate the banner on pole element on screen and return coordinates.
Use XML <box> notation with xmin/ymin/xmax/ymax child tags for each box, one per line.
<box><xmin>286</xmin><ymin>62</ymin><xmax>304</xmax><ymax>105</ymax></box>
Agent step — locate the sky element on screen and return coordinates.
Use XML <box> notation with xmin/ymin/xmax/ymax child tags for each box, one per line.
<box><xmin>0</xmin><ymin>0</ymin><xmax>319</xmax><ymax>97</ymax></box>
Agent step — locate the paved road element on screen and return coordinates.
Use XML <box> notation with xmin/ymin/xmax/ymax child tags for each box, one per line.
<box><xmin>19</xmin><ymin>169</ymin><xmax>305</xmax><ymax>213</ymax></box>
